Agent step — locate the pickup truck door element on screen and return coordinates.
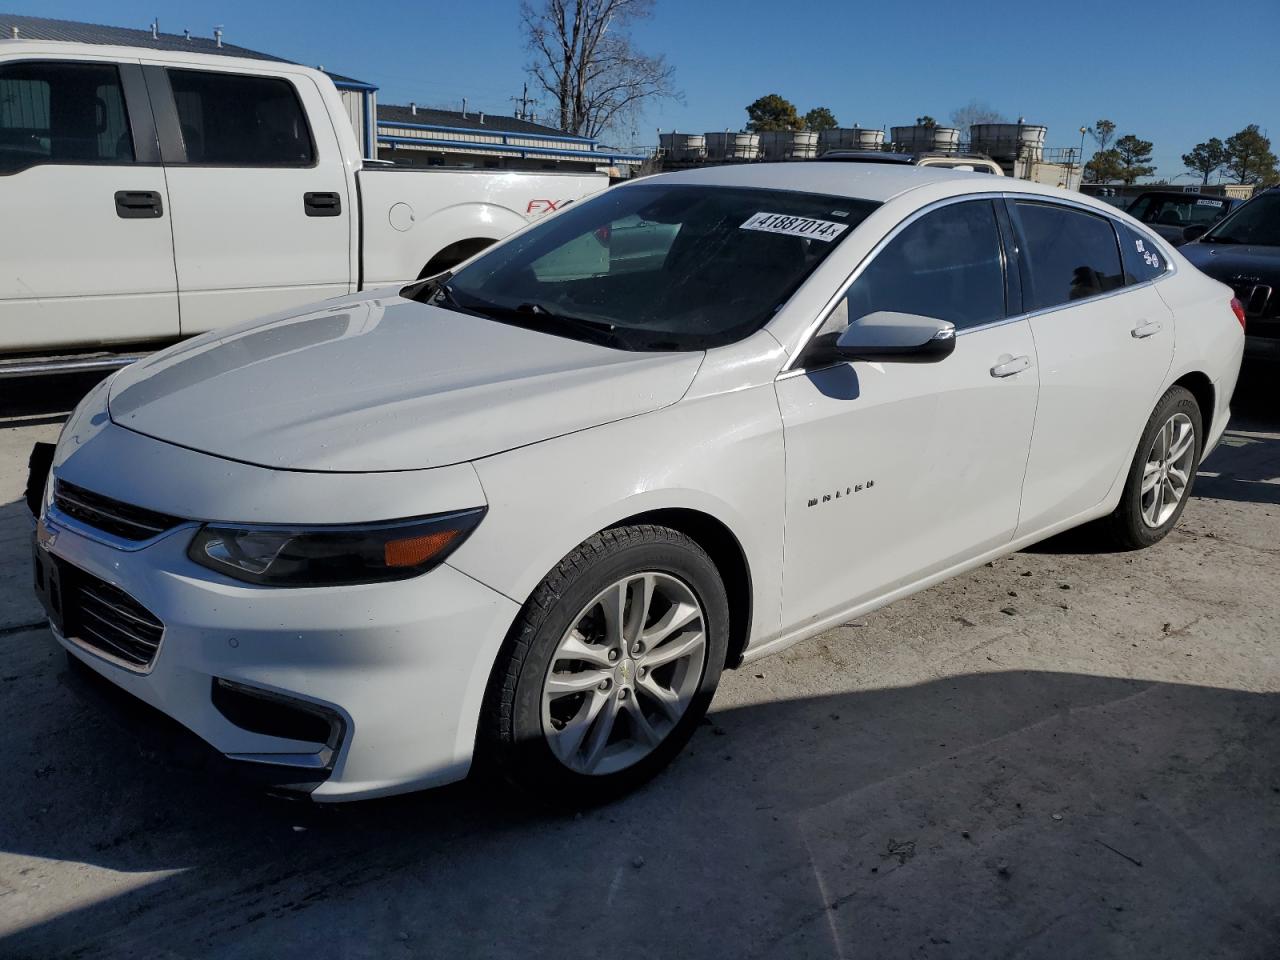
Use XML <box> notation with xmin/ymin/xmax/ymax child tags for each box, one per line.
<box><xmin>0</xmin><ymin>58</ymin><xmax>179</xmax><ymax>351</ymax></box>
<box><xmin>143</xmin><ymin>63</ymin><xmax>353</xmax><ymax>334</ymax></box>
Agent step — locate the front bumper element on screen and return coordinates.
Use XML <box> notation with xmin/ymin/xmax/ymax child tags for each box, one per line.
<box><xmin>34</xmin><ymin>491</ymin><xmax>519</xmax><ymax>803</ymax></box>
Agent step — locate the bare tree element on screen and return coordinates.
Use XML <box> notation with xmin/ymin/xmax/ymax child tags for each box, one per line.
<box><xmin>521</xmin><ymin>0</ymin><xmax>680</xmax><ymax>139</ymax></box>
<box><xmin>950</xmin><ymin>100</ymin><xmax>1005</xmax><ymax>132</ymax></box>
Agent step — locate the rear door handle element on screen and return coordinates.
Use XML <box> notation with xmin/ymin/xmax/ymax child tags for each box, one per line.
<box><xmin>304</xmin><ymin>191</ymin><xmax>342</xmax><ymax>217</ymax></box>
<box><xmin>990</xmin><ymin>355</ymin><xmax>1032</xmax><ymax>378</ymax></box>
<box><xmin>114</xmin><ymin>190</ymin><xmax>163</xmax><ymax>219</ymax></box>
<box><xmin>1132</xmin><ymin>319</ymin><xmax>1163</xmax><ymax>339</ymax></box>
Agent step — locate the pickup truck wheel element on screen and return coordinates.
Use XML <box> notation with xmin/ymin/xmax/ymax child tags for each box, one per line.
<box><xmin>481</xmin><ymin>525</ymin><xmax>729</xmax><ymax>806</ymax></box>
<box><xmin>418</xmin><ymin>237</ymin><xmax>497</xmax><ymax>277</ymax></box>
<box><xmin>1104</xmin><ymin>385</ymin><xmax>1202</xmax><ymax>549</ymax></box>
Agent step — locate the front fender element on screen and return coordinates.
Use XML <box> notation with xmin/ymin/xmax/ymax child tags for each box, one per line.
<box><xmin>447</xmin><ymin>385</ymin><xmax>786</xmax><ymax>650</ymax></box>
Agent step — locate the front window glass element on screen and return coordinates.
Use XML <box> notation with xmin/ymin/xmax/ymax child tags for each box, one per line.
<box><xmin>0</xmin><ymin>61</ymin><xmax>133</xmax><ymax>172</ymax></box>
<box><xmin>437</xmin><ymin>184</ymin><xmax>877</xmax><ymax>350</ymax></box>
<box><xmin>1015</xmin><ymin>201</ymin><xmax>1125</xmax><ymax>310</ymax></box>
<box><xmin>835</xmin><ymin>200</ymin><xmax>1006</xmax><ymax>333</ymax></box>
<box><xmin>1201</xmin><ymin>191</ymin><xmax>1280</xmax><ymax>246</ymax></box>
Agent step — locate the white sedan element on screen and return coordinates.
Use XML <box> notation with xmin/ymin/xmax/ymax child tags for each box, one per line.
<box><xmin>31</xmin><ymin>164</ymin><xmax>1244</xmax><ymax>803</ymax></box>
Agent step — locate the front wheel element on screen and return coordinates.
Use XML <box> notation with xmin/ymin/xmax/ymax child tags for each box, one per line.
<box><xmin>481</xmin><ymin>525</ymin><xmax>729</xmax><ymax>805</ymax></box>
<box><xmin>1104</xmin><ymin>385</ymin><xmax>1202</xmax><ymax>549</ymax></box>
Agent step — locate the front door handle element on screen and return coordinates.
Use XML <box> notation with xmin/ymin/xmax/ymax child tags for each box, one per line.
<box><xmin>1132</xmin><ymin>319</ymin><xmax>1163</xmax><ymax>339</ymax></box>
<box><xmin>114</xmin><ymin>190</ymin><xmax>163</xmax><ymax>219</ymax></box>
<box><xmin>990</xmin><ymin>354</ymin><xmax>1032</xmax><ymax>378</ymax></box>
<box><xmin>304</xmin><ymin>191</ymin><xmax>342</xmax><ymax>217</ymax></box>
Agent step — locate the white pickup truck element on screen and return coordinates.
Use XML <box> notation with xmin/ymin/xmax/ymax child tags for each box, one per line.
<box><xmin>0</xmin><ymin>40</ymin><xmax>608</xmax><ymax>374</ymax></box>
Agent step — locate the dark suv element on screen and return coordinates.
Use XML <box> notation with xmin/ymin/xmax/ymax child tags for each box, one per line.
<box><xmin>1180</xmin><ymin>188</ymin><xmax>1280</xmax><ymax>367</ymax></box>
<box><xmin>1127</xmin><ymin>190</ymin><xmax>1244</xmax><ymax>246</ymax></box>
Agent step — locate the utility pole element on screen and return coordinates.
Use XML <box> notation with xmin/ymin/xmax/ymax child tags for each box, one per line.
<box><xmin>511</xmin><ymin>83</ymin><xmax>536</xmax><ymax>121</ymax></box>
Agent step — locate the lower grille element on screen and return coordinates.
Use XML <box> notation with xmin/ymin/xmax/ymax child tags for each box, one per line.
<box><xmin>64</xmin><ymin>567</ymin><xmax>165</xmax><ymax>669</ymax></box>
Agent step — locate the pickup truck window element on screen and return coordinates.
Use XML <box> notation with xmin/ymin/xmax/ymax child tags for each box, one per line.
<box><xmin>166</xmin><ymin>69</ymin><xmax>314</xmax><ymax>167</ymax></box>
<box><xmin>441</xmin><ymin>184</ymin><xmax>877</xmax><ymax>351</ymax></box>
<box><xmin>0</xmin><ymin>61</ymin><xmax>133</xmax><ymax>173</ymax></box>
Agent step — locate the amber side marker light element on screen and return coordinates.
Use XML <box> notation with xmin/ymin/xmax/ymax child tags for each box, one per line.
<box><xmin>385</xmin><ymin>529</ymin><xmax>461</xmax><ymax>568</ymax></box>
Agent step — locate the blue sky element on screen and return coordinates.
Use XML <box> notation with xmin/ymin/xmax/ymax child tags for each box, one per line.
<box><xmin>27</xmin><ymin>0</ymin><xmax>1280</xmax><ymax>180</ymax></box>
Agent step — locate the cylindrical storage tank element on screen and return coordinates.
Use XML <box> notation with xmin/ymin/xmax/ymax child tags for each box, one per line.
<box><xmin>659</xmin><ymin>132</ymin><xmax>706</xmax><ymax>160</ymax></box>
<box><xmin>758</xmin><ymin>129</ymin><xmax>819</xmax><ymax>160</ymax></box>
<box><xmin>970</xmin><ymin>123</ymin><xmax>1047</xmax><ymax>161</ymax></box>
<box><xmin>929</xmin><ymin>126</ymin><xmax>960</xmax><ymax>153</ymax></box>
<box><xmin>819</xmin><ymin>127</ymin><xmax>885</xmax><ymax>151</ymax></box>
<box><xmin>704</xmin><ymin>131</ymin><xmax>760</xmax><ymax>161</ymax></box>
<box><xmin>892</xmin><ymin>125</ymin><xmax>960</xmax><ymax>153</ymax></box>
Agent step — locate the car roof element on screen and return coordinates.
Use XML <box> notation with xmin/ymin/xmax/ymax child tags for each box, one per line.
<box><xmin>638</xmin><ymin>161</ymin><xmax>988</xmax><ymax>204</ymax></box>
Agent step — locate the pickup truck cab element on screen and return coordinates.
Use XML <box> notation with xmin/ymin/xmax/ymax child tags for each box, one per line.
<box><xmin>0</xmin><ymin>40</ymin><xmax>607</xmax><ymax>370</ymax></box>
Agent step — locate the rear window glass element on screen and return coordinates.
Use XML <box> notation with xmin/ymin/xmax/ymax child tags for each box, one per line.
<box><xmin>440</xmin><ymin>184</ymin><xmax>878</xmax><ymax>350</ymax></box>
<box><xmin>168</xmin><ymin>69</ymin><xmax>313</xmax><ymax>166</ymax></box>
<box><xmin>1015</xmin><ymin>201</ymin><xmax>1125</xmax><ymax>311</ymax></box>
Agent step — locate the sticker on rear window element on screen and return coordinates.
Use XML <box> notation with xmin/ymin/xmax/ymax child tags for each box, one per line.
<box><xmin>740</xmin><ymin>212</ymin><xmax>849</xmax><ymax>241</ymax></box>
<box><xmin>1195</xmin><ymin>199</ymin><xmax>1223</xmax><ymax>207</ymax></box>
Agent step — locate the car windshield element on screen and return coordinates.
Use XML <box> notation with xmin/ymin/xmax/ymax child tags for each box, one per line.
<box><xmin>1200</xmin><ymin>191</ymin><xmax>1280</xmax><ymax>246</ymax></box>
<box><xmin>428</xmin><ymin>184</ymin><xmax>877</xmax><ymax>351</ymax></box>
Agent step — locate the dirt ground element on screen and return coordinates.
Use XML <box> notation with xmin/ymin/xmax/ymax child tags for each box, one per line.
<box><xmin>0</xmin><ymin>370</ymin><xmax>1276</xmax><ymax>959</ymax></box>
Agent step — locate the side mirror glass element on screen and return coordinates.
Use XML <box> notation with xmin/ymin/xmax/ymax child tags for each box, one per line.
<box><xmin>1183</xmin><ymin>224</ymin><xmax>1208</xmax><ymax>243</ymax></box>
<box><xmin>830</xmin><ymin>311</ymin><xmax>956</xmax><ymax>363</ymax></box>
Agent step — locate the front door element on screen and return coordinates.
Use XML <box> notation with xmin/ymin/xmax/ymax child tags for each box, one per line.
<box><xmin>0</xmin><ymin>58</ymin><xmax>178</xmax><ymax>351</ymax></box>
<box><xmin>777</xmin><ymin>199</ymin><xmax>1039</xmax><ymax>626</ymax></box>
<box><xmin>145</xmin><ymin>63</ymin><xmax>353</xmax><ymax>334</ymax></box>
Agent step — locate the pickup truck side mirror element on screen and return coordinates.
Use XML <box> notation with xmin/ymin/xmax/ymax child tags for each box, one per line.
<box><xmin>803</xmin><ymin>311</ymin><xmax>956</xmax><ymax>367</ymax></box>
<box><xmin>1182</xmin><ymin>224</ymin><xmax>1208</xmax><ymax>243</ymax></box>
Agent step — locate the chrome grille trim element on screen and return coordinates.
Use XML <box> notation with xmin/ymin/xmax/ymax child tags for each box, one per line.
<box><xmin>63</xmin><ymin>569</ymin><xmax>165</xmax><ymax>671</ymax></box>
<box><xmin>53</xmin><ymin>480</ymin><xmax>183</xmax><ymax>542</ymax></box>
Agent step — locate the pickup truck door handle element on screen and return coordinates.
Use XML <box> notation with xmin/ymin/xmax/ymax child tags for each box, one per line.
<box><xmin>990</xmin><ymin>354</ymin><xmax>1032</xmax><ymax>378</ymax></box>
<box><xmin>1131</xmin><ymin>319</ymin><xmax>1163</xmax><ymax>339</ymax></box>
<box><xmin>114</xmin><ymin>190</ymin><xmax>163</xmax><ymax>219</ymax></box>
<box><xmin>304</xmin><ymin>191</ymin><xmax>342</xmax><ymax>217</ymax></box>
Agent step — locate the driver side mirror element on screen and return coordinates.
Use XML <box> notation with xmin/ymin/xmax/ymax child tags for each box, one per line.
<box><xmin>804</xmin><ymin>311</ymin><xmax>956</xmax><ymax>367</ymax></box>
<box><xmin>1182</xmin><ymin>224</ymin><xmax>1208</xmax><ymax>243</ymax></box>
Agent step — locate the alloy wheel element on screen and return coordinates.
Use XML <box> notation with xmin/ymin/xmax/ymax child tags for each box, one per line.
<box><xmin>541</xmin><ymin>572</ymin><xmax>707</xmax><ymax>776</ymax></box>
<box><xmin>1141</xmin><ymin>412</ymin><xmax>1196</xmax><ymax>528</ymax></box>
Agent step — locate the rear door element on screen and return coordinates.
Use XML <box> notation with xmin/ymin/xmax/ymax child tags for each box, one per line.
<box><xmin>0</xmin><ymin>58</ymin><xmax>178</xmax><ymax>351</ymax></box>
<box><xmin>145</xmin><ymin>63</ymin><xmax>352</xmax><ymax>334</ymax></box>
<box><xmin>1008</xmin><ymin>199</ymin><xmax>1174</xmax><ymax>536</ymax></box>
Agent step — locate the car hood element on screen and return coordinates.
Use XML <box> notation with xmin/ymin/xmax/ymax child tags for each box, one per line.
<box><xmin>1180</xmin><ymin>242</ymin><xmax>1280</xmax><ymax>286</ymax></box>
<box><xmin>108</xmin><ymin>292</ymin><xmax>703</xmax><ymax>472</ymax></box>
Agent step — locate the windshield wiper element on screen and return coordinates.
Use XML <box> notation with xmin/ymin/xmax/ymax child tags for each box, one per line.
<box><xmin>488</xmin><ymin>301</ymin><xmax>624</xmax><ymax>347</ymax></box>
<box><xmin>1200</xmin><ymin>235</ymin><xmax>1240</xmax><ymax>244</ymax></box>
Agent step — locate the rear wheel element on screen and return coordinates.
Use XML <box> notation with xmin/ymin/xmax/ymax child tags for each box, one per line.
<box><xmin>481</xmin><ymin>525</ymin><xmax>729</xmax><ymax>805</ymax></box>
<box><xmin>1104</xmin><ymin>385</ymin><xmax>1202</xmax><ymax>549</ymax></box>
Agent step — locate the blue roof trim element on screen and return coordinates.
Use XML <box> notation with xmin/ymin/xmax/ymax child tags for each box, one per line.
<box><xmin>377</xmin><ymin>134</ymin><xmax>643</xmax><ymax>163</ymax></box>
<box><xmin>331</xmin><ymin>78</ymin><xmax>379</xmax><ymax>92</ymax></box>
<box><xmin>377</xmin><ymin>119</ymin><xmax>598</xmax><ymax>146</ymax></box>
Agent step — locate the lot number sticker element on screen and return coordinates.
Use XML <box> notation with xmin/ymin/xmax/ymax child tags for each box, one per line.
<box><xmin>740</xmin><ymin>212</ymin><xmax>849</xmax><ymax>241</ymax></box>
<box><xmin>1196</xmin><ymin>199</ymin><xmax>1224</xmax><ymax>207</ymax></box>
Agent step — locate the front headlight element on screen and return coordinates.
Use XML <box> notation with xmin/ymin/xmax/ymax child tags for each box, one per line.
<box><xmin>187</xmin><ymin>508</ymin><xmax>486</xmax><ymax>587</ymax></box>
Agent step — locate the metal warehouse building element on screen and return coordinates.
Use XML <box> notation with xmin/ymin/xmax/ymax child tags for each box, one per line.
<box><xmin>0</xmin><ymin>13</ymin><xmax>643</xmax><ymax>175</ymax></box>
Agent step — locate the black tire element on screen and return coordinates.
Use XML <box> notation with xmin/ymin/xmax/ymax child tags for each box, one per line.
<box><xmin>479</xmin><ymin>524</ymin><xmax>729</xmax><ymax>806</ymax></box>
<box><xmin>1104</xmin><ymin>385</ymin><xmax>1202</xmax><ymax>549</ymax></box>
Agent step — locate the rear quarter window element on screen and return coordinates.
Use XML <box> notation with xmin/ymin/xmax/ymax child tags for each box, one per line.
<box><xmin>1117</xmin><ymin>222</ymin><xmax>1170</xmax><ymax>284</ymax></box>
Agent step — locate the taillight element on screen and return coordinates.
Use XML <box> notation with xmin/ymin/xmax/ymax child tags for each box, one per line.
<box><xmin>1230</xmin><ymin>297</ymin><xmax>1247</xmax><ymax>330</ymax></box>
<box><xmin>593</xmin><ymin>225</ymin><xmax>611</xmax><ymax>247</ymax></box>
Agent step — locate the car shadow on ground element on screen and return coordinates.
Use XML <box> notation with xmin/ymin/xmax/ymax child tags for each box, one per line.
<box><xmin>0</xmin><ymin>372</ymin><xmax>110</xmax><ymax>425</ymax></box>
<box><xmin>1</xmin><ymin>653</ymin><xmax>1277</xmax><ymax>959</ymax></box>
